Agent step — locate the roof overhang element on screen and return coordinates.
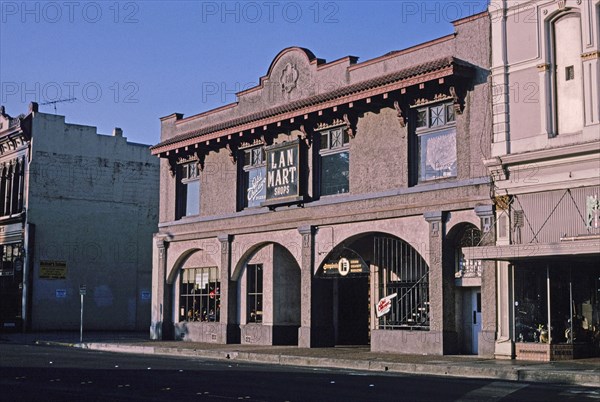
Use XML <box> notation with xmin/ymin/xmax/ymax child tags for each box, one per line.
<box><xmin>463</xmin><ymin>239</ymin><xmax>600</xmax><ymax>261</ymax></box>
<box><xmin>151</xmin><ymin>57</ymin><xmax>474</xmax><ymax>156</ymax></box>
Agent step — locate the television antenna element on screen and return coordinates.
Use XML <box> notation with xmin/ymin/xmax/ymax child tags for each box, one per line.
<box><xmin>39</xmin><ymin>98</ymin><xmax>77</xmax><ymax>114</ymax></box>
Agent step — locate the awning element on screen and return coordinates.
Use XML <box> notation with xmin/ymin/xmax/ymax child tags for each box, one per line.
<box><xmin>462</xmin><ymin>239</ymin><xmax>600</xmax><ymax>261</ymax></box>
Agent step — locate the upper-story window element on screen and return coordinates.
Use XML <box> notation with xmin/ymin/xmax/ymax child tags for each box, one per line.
<box><xmin>241</xmin><ymin>147</ymin><xmax>266</xmax><ymax>209</ymax></box>
<box><xmin>415</xmin><ymin>102</ymin><xmax>457</xmax><ymax>182</ymax></box>
<box><xmin>319</xmin><ymin>127</ymin><xmax>349</xmax><ymax>196</ymax></box>
<box><xmin>176</xmin><ymin>162</ymin><xmax>200</xmax><ymax>219</ymax></box>
<box><xmin>0</xmin><ymin>159</ymin><xmax>25</xmax><ymax>219</ymax></box>
<box><xmin>550</xmin><ymin>13</ymin><xmax>583</xmax><ymax>136</ymax></box>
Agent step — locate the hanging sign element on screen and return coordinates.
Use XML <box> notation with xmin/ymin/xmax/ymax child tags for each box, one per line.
<box><xmin>262</xmin><ymin>140</ymin><xmax>304</xmax><ymax>207</ymax></box>
<box><xmin>376</xmin><ymin>293</ymin><xmax>397</xmax><ymax>317</ymax></box>
<box><xmin>322</xmin><ymin>258</ymin><xmax>368</xmax><ymax>277</ymax></box>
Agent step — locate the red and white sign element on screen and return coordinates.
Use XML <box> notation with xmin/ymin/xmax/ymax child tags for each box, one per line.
<box><xmin>376</xmin><ymin>293</ymin><xmax>397</xmax><ymax>318</ymax></box>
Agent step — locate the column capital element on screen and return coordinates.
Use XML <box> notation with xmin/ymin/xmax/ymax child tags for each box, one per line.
<box><xmin>154</xmin><ymin>236</ymin><xmax>169</xmax><ymax>250</ymax></box>
<box><xmin>475</xmin><ymin>205</ymin><xmax>495</xmax><ymax>233</ymax></box>
<box><xmin>475</xmin><ymin>204</ymin><xmax>495</xmax><ymax>218</ymax></box>
<box><xmin>423</xmin><ymin>211</ymin><xmax>444</xmax><ymax>223</ymax></box>
<box><xmin>217</xmin><ymin>234</ymin><xmax>233</xmax><ymax>255</ymax></box>
<box><xmin>217</xmin><ymin>234</ymin><xmax>233</xmax><ymax>243</ymax></box>
<box><xmin>297</xmin><ymin>225</ymin><xmax>314</xmax><ymax>236</ymax></box>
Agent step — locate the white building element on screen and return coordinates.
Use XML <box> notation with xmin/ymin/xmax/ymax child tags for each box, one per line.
<box><xmin>465</xmin><ymin>0</ymin><xmax>600</xmax><ymax>360</ymax></box>
<box><xmin>0</xmin><ymin>102</ymin><xmax>159</xmax><ymax>332</ymax></box>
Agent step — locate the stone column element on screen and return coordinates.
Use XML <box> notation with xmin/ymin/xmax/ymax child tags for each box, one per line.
<box><xmin>297</xmin><ymin>225</ymin><xmax>314</xmax><ymax>348</ymax></box>
<box><xmin>582</xmin><ymin>51</ymin><xmax>599</xmax><ymax>127</ymax></box>
<box><xmin>424</xmin><ymin>211</ymin><xmax>454</xmax><ymax>354</ymax></box>
<box><xmin>536</xmin><ymin>63</ymin><xmax>553</xmax><ymax>137</ymax></box>
<box><xmin>475</xmin><ymin>204</ymin><xmax>497</xmax><ymax>357</ymax></box>
<box><xmin>493</xmin><ymin>203</ymin><xmax>514</xmax><ymax>358</ymax></box>
<box><xmin>490</xmin><ymin>0</ymin><xmax>510</xmax><ymax>156</ymax></box>
<box><xmin>218</xmin><ymin>234</ymin><xmax>238</xmax><ymax>343</ymax></box>
<box><xmin>150</xmin><ymin>236</ymin><xmax>167</xmax><ymax>340</ymax></box>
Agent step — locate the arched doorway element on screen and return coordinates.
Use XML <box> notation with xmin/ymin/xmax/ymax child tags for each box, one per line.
<box><xmin>449</xmin><ymin>223</ymin><xmax>483</xmax><ymax>354</ymax></box>
<box><xmin>314</xmin><ymin>232</ymin><xmax>429</xmax><ymax>347</ymax></box>
<box><xmin>233</xmin><ymin>242</ymin><xmax>301</xmax><ymax>345</ymax></box>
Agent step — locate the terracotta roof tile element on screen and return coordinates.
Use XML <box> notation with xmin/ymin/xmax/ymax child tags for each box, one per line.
<box><xmin>152</xmin><ymin>57</ymin><xmax>470</xmax><ymax>152</ymax></box>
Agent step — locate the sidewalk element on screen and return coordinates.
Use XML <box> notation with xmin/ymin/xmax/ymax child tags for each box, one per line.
<box><xmin>2</xmin><ymin>331</ymin><xmax>599</xmax><ymax>388</ymax></box>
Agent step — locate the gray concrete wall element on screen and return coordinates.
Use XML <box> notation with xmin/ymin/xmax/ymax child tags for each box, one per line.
<box><xmin>28</xmin><ymin>112</ymin><xmax>158</xmax><ymax>331</ymax></box>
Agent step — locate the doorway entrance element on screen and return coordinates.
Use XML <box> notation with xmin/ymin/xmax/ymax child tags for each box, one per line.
<box><xmin>460</xmin><ymin>287</ymin><xmax>481</xmax><ymax>354</ymax></box>
<box><xmin>471</xmin><ymin>289</ymin><xmax>482</xmax><ymax>354</ymax></box>
<box><xmin>333</xmin><ymin>276</ymin><xmax>370</xmax><ymax>345</ymax></box>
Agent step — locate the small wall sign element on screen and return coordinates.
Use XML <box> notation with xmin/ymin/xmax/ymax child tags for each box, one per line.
<box><xmin>40</xmin><ymin>261</ymin><xmax>67</xmax><ymax>279</ymax></box>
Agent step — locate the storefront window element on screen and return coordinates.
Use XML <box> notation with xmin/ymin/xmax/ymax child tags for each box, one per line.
<box><xmin>247</xmin><ymin>264</ymin><xmax>263</xmax><ymax>323</ymax></box>
<box><xmin>514</xmin><ymin>265</ymin><xmax>548</xmax><ymax>343</ymax></box>
<box><xmin>514</xmin><ymin>263</ymin><xmax>600</xmax><ymax>356</ymax></box>
<box><xmin>0</xmin><ymin>243</ymin><xmax>23</xmax><ymax>328</ymax></box>
<box><xmin>179</xmin><ymin>267</ymin><xmax>220</xmax><ymax>323</ymax></box>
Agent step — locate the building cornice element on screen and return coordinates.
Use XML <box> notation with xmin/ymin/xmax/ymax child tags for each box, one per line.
<box><xmin>157</xmin><ymin>177</ymin><xmax>490</xmax><ymax>242</ymax></box>
<box><xmin>151</xmin><ymin>57</ymin><xmax>474</xmax><ymax>155</ymax></box>
<box><xmin>463</xmin><ymin>239</ymin><xmax>600</xmax><ymax>261</ymax></box>
<box><xmin>485</xmin><ymin>141</ymin><xmax>599</xmax><ymax>167</ymax></box>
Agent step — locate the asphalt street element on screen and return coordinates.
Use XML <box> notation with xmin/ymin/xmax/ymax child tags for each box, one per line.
<box><xmin>1</xmin><ymin>344</ymin><xmax>599</xmax><ymax>401</ymax></box>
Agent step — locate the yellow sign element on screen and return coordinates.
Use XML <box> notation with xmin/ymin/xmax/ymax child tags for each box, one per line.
<box><xmin>40</xmin><ymin>261</ymin><xmax>67</xmax><ymax>279</ymax></box>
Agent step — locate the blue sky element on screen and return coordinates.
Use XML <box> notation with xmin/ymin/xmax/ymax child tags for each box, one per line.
<box><xmin>0</xmin><ymin>1</ymin><xmax>489</xmax><ymax>145</ymax></box>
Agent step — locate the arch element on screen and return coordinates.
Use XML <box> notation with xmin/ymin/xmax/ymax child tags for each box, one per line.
<box><xmin>448</xmin><ymin>222</ymin><xmax>483</xmax><ymax>279</ymax></box>
<box><xmin>166</xmin><ymin>247</ymin><xmax>202</xmax><ymax>285</ymax></box>
<box><xmin>315</xmin><ymin>231</ymin><xmax>430</xmax><ymax>331</ymax></box>
<box><xmin>447</xmin><ymin>222</ymin><xmax>481</xmax><ymax>246</ymax></box>
<box><xmin>234</xmin><ymin>240</ymin><xmax>302</xmax><ymax>344</ymax></box>
<box><xmin>232</xmin><ymin>240</ymin><xmax>301</xmax><ymax>281</ymax></box>
<box><xmin>316</xmin><ymin>230</ymin><xmax>428</xmax><ymax>275</ymax></box>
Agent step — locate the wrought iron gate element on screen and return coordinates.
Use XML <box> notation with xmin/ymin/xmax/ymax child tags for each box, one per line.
<box><xmin>374</xmin><ymin>236</ymin><xmax>429</xmax><ymax>330</ymax></box>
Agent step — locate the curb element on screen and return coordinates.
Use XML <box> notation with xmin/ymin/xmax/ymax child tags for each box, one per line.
<box><xmin>40</xmin><ymin>341</ymin><xmax>600</xmax><ymax>388</ymax></box>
